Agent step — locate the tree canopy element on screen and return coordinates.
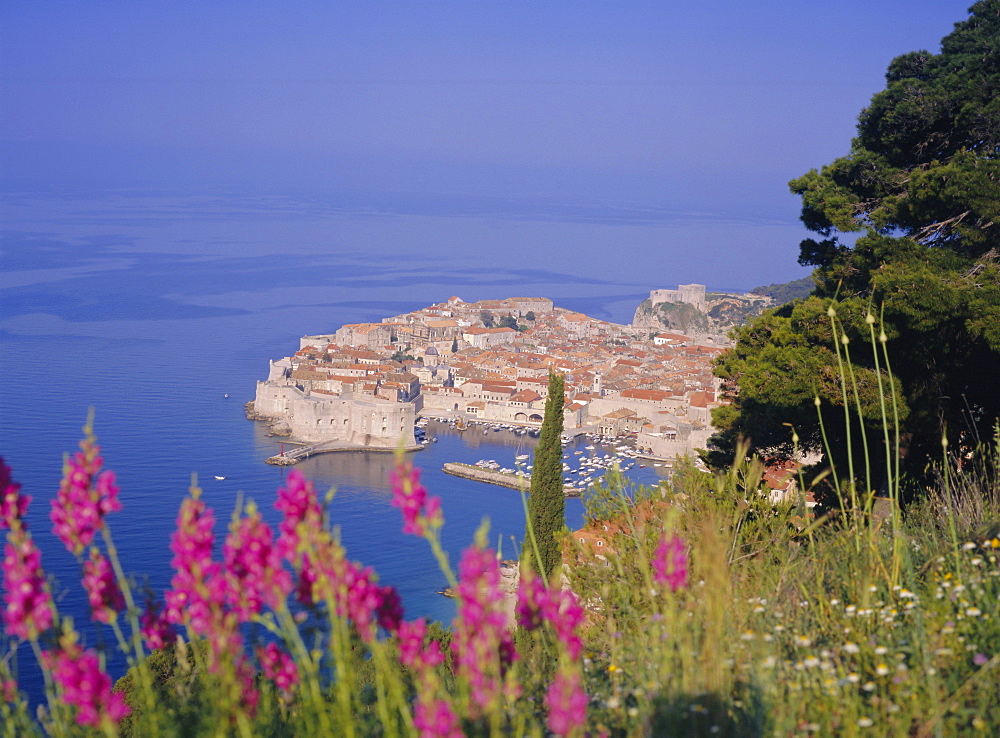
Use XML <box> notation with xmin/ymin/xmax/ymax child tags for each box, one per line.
<box><xmin>713</xmin><ymin>1</ymin><xmax>1000</xmax><ymax>491</ymax></box>
<box><xmin>523</xmin><ymin>371</ymin><xmax>566</xmax><ymax>580</ymax></box>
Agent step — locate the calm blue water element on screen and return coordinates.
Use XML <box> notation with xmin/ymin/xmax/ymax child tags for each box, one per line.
<box><xmin>0</xmin><ymin>188</ymin><xmax>678</xmax><ymax>702</ymax></box>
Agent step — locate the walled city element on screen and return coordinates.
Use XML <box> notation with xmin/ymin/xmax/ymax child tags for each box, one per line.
<box><xmin>250</xmin><ymin>290</ymin><xmax>739</xmax><ymax>460</ymax></box>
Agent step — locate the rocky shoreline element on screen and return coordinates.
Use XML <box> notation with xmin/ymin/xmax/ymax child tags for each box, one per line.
<box><xmin>245</xmin><ymin>401</ymin><xmax>291</xmax><ymax>436</ymax></box>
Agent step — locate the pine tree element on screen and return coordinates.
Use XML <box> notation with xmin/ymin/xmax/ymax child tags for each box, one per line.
<box><xmin>522</xmin><ymin>371</ymin><xmax>566</xmax><ymax>581</ymax></box>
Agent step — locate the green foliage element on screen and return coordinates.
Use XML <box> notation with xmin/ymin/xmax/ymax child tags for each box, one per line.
<box><xmin>450</xmin><ymin>337</ymin><xmax>458</xmax><ymax>353</ymax></box>
<box><xmin>750</xmin><ymin>276</ymin><xmax>815</xmax><ymax>304</ymax></box>
<box><xmin>498</xmin><ymin>315</ymin><xmax>518</xmax><ymax>330</ymax></box>
<box><xmin>5</xmin><ymin>419</ymin><xmax>1000</xmax><ymax>735</ymax></box>
<box><xmin>712</xmin><ymin>298</ymin><xmax>909</xmax><ymax>475</ymax></box>
<box><xmin>523</xmin><ymin>371</ymin><xmax>566</xmax><ymax>580</ymax></box>
<box><xmin>525</xmin><ymin>310</ymin><xmax>536</xmax><ymax>322</ymax></box>
<box><xmin>717</xmin><ymin>3</ymin><xmax>1000</xmax><ymax>482</ymax></box>
<box><xmin>480</xmin><ymin>311</ymin><xmax>495</xmax><ymax>328</ymax></box>
<box><xmin>566</xmin><ymin>443</ymin><xmax>1000</xmax><ymax>736</ymax></box>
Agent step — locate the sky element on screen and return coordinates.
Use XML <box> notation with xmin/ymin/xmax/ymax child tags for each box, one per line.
<box><xmin>0</xmin><ymin>1</ymin><xmax>976</xmax><ymax>290</ymax></box>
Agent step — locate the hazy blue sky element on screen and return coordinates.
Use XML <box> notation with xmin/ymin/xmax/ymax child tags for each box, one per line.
<box><xmin>0</xmin><ymin>1</ymin><xmax>975</xmax><ymax>290</ymax></box>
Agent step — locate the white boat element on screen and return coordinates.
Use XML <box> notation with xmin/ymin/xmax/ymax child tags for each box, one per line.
<box><xmin>214</xmin><ymin>475</ymin><xmax>225</xmax><ymax>480</ymax></box>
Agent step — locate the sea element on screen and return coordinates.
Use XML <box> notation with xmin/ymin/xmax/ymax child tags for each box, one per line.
<box><xmin>0</xmin><ymin>187</ymin><xmax>695</xmax><ymax>703</ymax></box>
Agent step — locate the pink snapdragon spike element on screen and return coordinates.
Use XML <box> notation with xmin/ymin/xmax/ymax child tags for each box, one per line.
<box><xmin>43</xmin><ymin>643</ymin><xmax>130</xmax><ymax>728</ymax></box>
<box><xmin>275</xmin><ymin>470</ymin><xmax>323</xmax><ymax>561</ymax></box>
<box><xmin>398</xmin><ymin>618</ymin><xmax>444</xmax><ymax>670</ymax></box>
<box><xmin>545</xmin><ymin>669</ymin><xmax>587</xmax><ymax>736</ymax></box>
<box><xmin>164</xmin><ymin>491</ymin><xmax>223</xmax><ymax>636</ymax></box>
<box><xmin>339</xmin><ymin>560</ymin><xmax>403</xmax><ymax>642</ymax></box>
<box><xmin>237</xmin><ymin>657</ymin><xmax>260</xmax><ymax>717</ymax></box>
<box><xmin>50</xmin><ymin>434</ymin><xmax>121</xmax><ymax>556</ymax></box>
<box><xmin>0</xmin><ymin>458</ymin><xmax>29</xmax><ymax>530</ymax></box>
<box><xmin>390</xmin><ymin>460</ymin><xmax>443</xmax><ymax>536</ymax></box>
<box><xmin>223</xmin><ymin>503</ymin><xmax>292</xmax><ymax>620</ymax></box>
<box><xmin>543</xmin><ymin>589</ymin><xmax>585</xmax><ymax>660</ymax></box>
<box><xmin>414</xmin><ymin>698</ymin><xmax>463</xmax><ymax>738</ymax></box>
<box><xmin>515</xmin><ymin>572</ymin><xmax>548</xmax><ymax>631</ymax></box>
<box><xmin>140</xmin><ymin>596</ymin><xmax>176</xmax><ymax>651</ymax></box>
<box><xmin>516</xmin><ymin>574</ymin><xmax>585</xmax><ymax>660</ymax></box>
<box><xmin>82</xmin><ymin>549</ymin><xmax>124</xmax><ymax>624</ymax></box>
<box><xmin>452</xmin><ymin>544</ymin><xmax>517</xmax><ymax>715</ymax></box>
<box><xmin>258</xmin><ymin>642</ymin><xmax>299</xmax><ymax>698</ymax></box>
<box><xmin>398</xmin><ymin>619</ymin><xmax>457</xmax><ymax>737</ymax></box>
<box><xmin>653</xmin><ymin>534</ymin><xmax>688</xmax><ymax>592</ymax></box>
<box><xmin>1</xmin><ymin>464</ymin><xmax>54</xmax><ymax>640</ymax></box>
<box><xmin>1</xmin><ymin>678</ymin><xmax>17</xmax><ymax>703</ymax></box>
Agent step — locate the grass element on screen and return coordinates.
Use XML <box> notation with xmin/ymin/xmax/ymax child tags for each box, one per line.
<box><xmin>2</xmin><ymin>303</ymin><xmax>998</xmax><ymax>736</ymax></box>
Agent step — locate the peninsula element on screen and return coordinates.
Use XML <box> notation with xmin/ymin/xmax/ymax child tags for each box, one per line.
<box><xmin>249</xmin><ymin>290</ymin><xmax>745</xmax><ymax>462</ymax></box>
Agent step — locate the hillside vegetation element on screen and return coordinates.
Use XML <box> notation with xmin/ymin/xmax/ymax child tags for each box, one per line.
<box><xmin>712</xmin><ymin>0</ymin><xmax>1000</xmax><ymax>488</ymax></box>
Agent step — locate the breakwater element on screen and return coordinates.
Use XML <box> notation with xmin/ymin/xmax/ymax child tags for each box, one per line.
<box><xmin>266</xmin><ymin>440</ymin><xmax>423</xmax><ymax>466</ymax></box>
<box><xmin>442</xmin><ymin>462</ymin><xmax>581</xmax><ymax>498</ymax></box>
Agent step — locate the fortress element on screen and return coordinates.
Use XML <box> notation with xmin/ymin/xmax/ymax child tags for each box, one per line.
<box><xmin>647</xmin><ymin>283</ymin><xmax>706</xmax><ymax>310</ymax></box>
<box><xmin>252</xmin><ymin>359</ymin><xmax>417</xmax><ymax>448</ymax></box>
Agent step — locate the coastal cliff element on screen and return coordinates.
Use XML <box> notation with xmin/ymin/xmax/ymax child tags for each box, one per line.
<box><xmin>632</xmin><ymin>288</ymin><xmax>770</xmax><ymax>337</ymax></box>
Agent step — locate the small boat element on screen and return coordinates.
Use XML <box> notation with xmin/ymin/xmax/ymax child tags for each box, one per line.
<box><xmin>214</xmin><ymin>475</ymin><xmax>225</xmax><ymax>480</ymax></box>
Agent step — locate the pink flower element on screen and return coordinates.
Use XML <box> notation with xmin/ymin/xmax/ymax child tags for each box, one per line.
<box><xmin>43</xmin><ymin>643</ymin><xmax>130</xmax><ymax>727</ymax></box>
<box><xmin>390</xmin><ymin>461</ymin><xmax>443</xmax><ymax>536</ymax></box>
<box><xmin>373</xmin><ymin>584</ymin><xmax>403</xmax><ymax>635</ymax></box>
<box><xmin>236</xmin><ymin>657</ymin><xmax>260</xmax><ymax>717</ymax></box>
<box><xmin>140</xmin><ymin>596</ymin><xmax>176</xmax><ymax>651</ymax></box>
<box><xmin>50</xmin><ymin>434</ymin><xmax>121</xmax><ymax>556</ymax></box>
<box><xmin>275</xmin><ymin>470</ymin><xmax>323</xmax><ymax>561</ymax></box>
<box><xmin>223</xmin><ymin>504</ymin><xmax>291</xmax><ymax>621</ymax></box>
<box><xmin>258</xmin><ymin>642</ymin><xmax>298</xmax><ymax>697</ymax></box>
<box><xmin>2</xmin><ymin>532</ymin><xmax>53</xmax><ymax>640</ymax></box>
<box><xmin>414</xmin><ymin>698</ymin><xmax>463</xmax><ymax>738</ymax></box>
<box><xmin>516</xmin><ymin>574</ymin><xmax>585</xmax><ymax>659</ymax></box>
<box><xmin>653</xmin><ymin>534</ymin><xmax>688</xmax><ymax>592</ymax></box>
<box><xmin>515</xmin><ymin>573</ymin><xmax>548</xmax><ymax>631</ymax></box>
<box><xmin>542</xmin><ymin>589</ymin><xmax>585</xmax><ymax>660</ymax></box>
<box><xmin>295</xmin><ymin>552</ymin><xmax>319</xmax><ymax>606</ymax></box>
<box><xmin>398</xmin><ymin>618</ymin><xmax>444</xmax><ymax>670</ymax></box>
<box><xmin>164</xmin><ymin>492</ymin><xmax>223</xmax><ymax>636</ymax></box>
<box><xmin>2</xmin><ymin>678</ymin><xmax>17</xmax><ymax>703</ymax></box>
<box><xmin>545</xmin><ymin>669</ymin><xmax>587</xmax><ymax>735</ymax></box>
<box><xmin>82</xmin><ymin>549</ymin><xmax>124</xmax><ymax>624</ymax></box>
<box><xmin>0</xmin><ymin>458</ymin><xmax>29</xmax><ymax>530</ymax></box>
<box><xmin>342</xmin><ymin>563</ymin><xmax>403</xmax><ymax>642</ymax></box>
<box><xmin>452</xmin><ymin>544</ymin><xmax>516</xmax><ymax>714</ymax></box>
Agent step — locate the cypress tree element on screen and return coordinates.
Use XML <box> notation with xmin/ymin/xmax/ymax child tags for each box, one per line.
<box><xmin>522</xmin><ymin>371</ymin><xmax>566</xmax><ymax>581</ymax></box>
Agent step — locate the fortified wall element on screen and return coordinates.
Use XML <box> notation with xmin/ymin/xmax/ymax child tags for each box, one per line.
<box><xmin>253</xmin><ymin>380</ymin><xmax>415</xmax><ymax>447</ymax></box>
<box><xmin>648</xmin><ymin>283</ymin><xmax>707</xmax><ymax>310</ymax></box>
